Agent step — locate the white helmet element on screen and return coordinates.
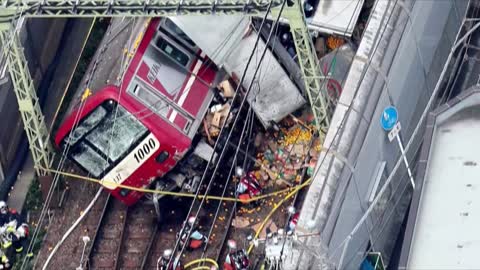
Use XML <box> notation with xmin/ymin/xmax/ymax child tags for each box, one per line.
<box><xmin>0</xmin><ymin>201</ymin><xmax>7</xmax><ymax>215</ymax></box>
<box><xmin>187</xmin><ymin>216</ymin><xmax>196</xmax><ymax>226</ymax></box>
<box><xmin>287</xmin><ymin>206</ymin><xmax>296</xmax><ymax>215</ymax></box>
<box><xmin>163</xmin><ymin>249</ymin><xmax>172</xmax><ymax>259</ymax></box>
<box><xmin>235</xmin><ymin>167</ymin><xmax>244</xmax><ymax>177</ymax></box>
<box><xmin>227</xmin><ymin>239</ymin><xmax>237</xmax><ymax>250</ymax></box>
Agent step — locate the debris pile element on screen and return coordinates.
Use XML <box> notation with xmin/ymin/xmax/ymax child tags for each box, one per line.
<box><xmin>202</xmin><ymin>79</ymin><xmax>235</xmax><ymax>144</ymax></box>
<box><xmin>251</xmin><ymin>110</ymin><xmax>322</xmax><ymax>189</ymax></box>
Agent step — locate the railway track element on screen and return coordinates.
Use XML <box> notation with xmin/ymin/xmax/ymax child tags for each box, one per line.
<box><xmin>86</xmin><ymin>194</ymin><xmax>159</xmax><ymax>270</ymax></box>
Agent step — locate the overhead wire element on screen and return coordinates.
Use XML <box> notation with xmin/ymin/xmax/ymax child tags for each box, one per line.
<box><xmin>35</xmin><ymin>21</ymin><xmax>146</xmax><ymax>244</ymax></box>
<box><xmin>316</xmin><ymin>1</ymin><xmax>472</xmax><ymax>269</ymax></box>
<box><xmin>196</xmin><ymin>16</ymin><xmax>293</xmax><ymax>266</ymax></box>
<box><xmin>21</xmin><ymin>18</ymin><xmax>136</xmax><ymax>269</ymax></box>
<box><xmin>197</xmin><ymin>106</ymin><xmax>253</xmax><ymax>264</ymax></box>
<box><xmin>51</xmin><ymin>26</ymin><xmax>142</xmax><ymax>269</ymax></box>
<box><xmin>29</xmin><ymin>15</ymin><xmax>243</xmax><ymax>268</ymax></box>
<box><xmin>337</xmin><ymin>143</ymin><xmax>422</xmax><ymax>269</ymax></box>
<box><xmin>241</xmin><ymin>0</ymin><xmax>404</xmax><ymax>268</ymax></box>
<box><xmin>175</xmin><ymin>0</ymin><xmax>362</xmax><ymax>265</ymax></box>
<box><xmin>258</xmin><ymin>0</ymin><xmax>368</xmax><ymax>267</ymax></box>
<box><xmin>165</xmin><ymin>1</ymin><xmax>283</xmax><ymax>266</ymax></box>
<box><xmin>104</xmin><ymin>16</ymin><xmax>245</xmax><ymax>123</ymax></box>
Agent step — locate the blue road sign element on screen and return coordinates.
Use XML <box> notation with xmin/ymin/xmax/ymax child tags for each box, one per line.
<box><xmin>380</xmin><ymin>106</ymin><xmax>398</xmax><ymax>131</ymax></box>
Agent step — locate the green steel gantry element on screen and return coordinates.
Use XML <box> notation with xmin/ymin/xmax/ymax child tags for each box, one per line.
<box><xmin>0</xmin><ymin>0</ymin><xmax>331</xmax><ymax>175</ymax></box>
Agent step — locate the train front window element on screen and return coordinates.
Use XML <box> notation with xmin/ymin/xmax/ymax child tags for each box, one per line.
<box><xmin>64</xmin><ymin>106</ymin><xmax>107</xmax><ymax>146</ymax></box>
<box><xmin>71</xmin><ymin>143</ymin><xmax>109</xmax><ymax>177</ymax></box>
<box><xmin>86</xmin><ymin>106</ymin><xmax>147</xmax><ymax>161</ymax></box>
<box><xmin>65</xmin><ymin>101</ymin><xmax>148</xmax><ymax>177</ymax></box>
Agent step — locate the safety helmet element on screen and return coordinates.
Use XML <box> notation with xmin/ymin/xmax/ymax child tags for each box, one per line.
<box><xmin>163</xmin><ymin>249</ymin><xmax>172</xmax><ymax>259</ymax></box>
<box><xmin>0</xmin><ymin>201</ymin><xmax>7</xmax><ymax>215</ymax></box>
<box><xmin>235</xmin><ymin>167</ymin><xmax>244</xmax><ymax>177</ymax></box>
<box><xmin>227</xmin><ymin>239</ymin><xmax>237</xmax><ymax>250</ymax></box>
<box><xmin>187</xmin><ymin>216</ymin><xmax>196</xmax><ymax>226</ymax></box>
<box><xmin>287</xmin><ymin>206</ymin><xmax>296</xmax><ymax>215</ymax></box>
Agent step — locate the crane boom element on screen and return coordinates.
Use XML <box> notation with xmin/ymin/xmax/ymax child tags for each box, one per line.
<box><xmin>0</xmin><ymin>0</ymin><xmax>330</xmax><ymax>175</ymax></box>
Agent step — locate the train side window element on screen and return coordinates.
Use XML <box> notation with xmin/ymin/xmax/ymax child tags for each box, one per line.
<box><xmin>184</xmin><ymin>120</ymin><xmax>192</xmax><ymax>133</ymax></box>
<box><xmin>156</xmin><ymin>151</ymin><xmax>169</xmax><ymax>163</ymax></box>
<box><xmin>155</xmin><ymin>37</ymin><xmax>190</xmax><ymax>67</ymax></box>
<box><xmin>161</xmin><ymin>19</ymin><xmax>197</xmax><ymax>49</ymax></box>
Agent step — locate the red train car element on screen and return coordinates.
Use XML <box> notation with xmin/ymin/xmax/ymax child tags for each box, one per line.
<box><xmin>55</xmin><ymin>18</ymin><xmax>217</xmax><ymax>205</ymax></box>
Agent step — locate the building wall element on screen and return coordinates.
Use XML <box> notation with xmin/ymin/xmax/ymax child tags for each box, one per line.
<box><xmin>0</xmin><ymin>19</ymin><xmax>67</xmax><ymax>181</ymax></box>
<box><xmin>325</xmin><ymin>0</ymin><xmax>468</xmax><ymax>268</ymax></box>
<box><xmin>286</xmin><ymin>0</ymin><xmax>469</xmax><ymax>269</ymax></box>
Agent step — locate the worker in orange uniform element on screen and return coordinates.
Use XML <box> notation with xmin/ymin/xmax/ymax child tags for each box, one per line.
<box><xmin>159</xmin><ymin>249</ymin><xmax>183</xmax><ymax>270</ymax></box>
<box><xmin>235</xmin><ymin>167</ymin><xmax>262</xmax><ymax>205</ymax></box>
<box><xmin>177</xmin><ymin>216</ymin><xmax>207</xmax><ymax>250</ymax></box>
<box><xmin>224</xmin><ymin>240</ymin><xmax>249</xmax><ymax>270</ymax></box>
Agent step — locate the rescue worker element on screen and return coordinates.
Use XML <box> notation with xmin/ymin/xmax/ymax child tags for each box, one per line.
<box><xmin>177</xmin><ymin>216</ymin><xmax>207</xmax><ymax>250</ymax></box>
<box><xmin>0</xmin><ymin>201</ymin><xmax>28</xmax><ymax>254</ymax></box>
<box><xmin>0</xmin><ymin>249</ymin><xmax>9</xmax><ymax>270</ymax></box>
<box><xmin>159</xmin><ymin>249</ymin><xmax>183</xmax><ymax>270</ymax></box>
<box><xmin>287</xmin><ymin>206</ymin><xmax>299</xmax><ymax>233</ymax></box>
<box><xmin>224</xmin><ymin>240</ymin><xmax>249</xmax><ymax>270</ymax></box>
<box><xmin>235</xmin><ymin>167</ymin><xmax>262</xmax><ymax>205</ymax></box>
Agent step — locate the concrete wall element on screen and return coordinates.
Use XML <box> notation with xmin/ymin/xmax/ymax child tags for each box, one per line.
<box><xmin>285</xmin><ymin>0</ymin><xmax>469</xmax><ymax>269</ymax></box>
<box><xmin>0</xmin><ymin>19</ymin><xmax>68</xmax><ymax>180</ymax></box>
<box><xmin>327</xmin><ymin>1</ymin><xmax>469</xmax><ymax>268</ymax></box>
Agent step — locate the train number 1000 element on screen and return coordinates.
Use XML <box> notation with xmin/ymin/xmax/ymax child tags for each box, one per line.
<box><xmin>134</xmin><ymin>138</ymin><xmax>157</xmax><ymax>163</ymax></box>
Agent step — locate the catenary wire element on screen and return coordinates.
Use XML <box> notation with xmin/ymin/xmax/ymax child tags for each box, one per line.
<box><xmin>319</xmin><ymin>1</ymin><xmax>471</xmax><ymax>268</ymax></box>
<box><xmin>165</xmin><ymin>1</ymin><xmax>283</xmax><ymax>266</ymax></box>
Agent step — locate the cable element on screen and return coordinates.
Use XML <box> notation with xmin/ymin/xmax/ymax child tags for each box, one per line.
<box><xmin>111</xmin><ymin>17</ymin><xmax>246</xmax><ymax>122</ymax></box>
<box><xmin>256</xmin><ymin>0</ymin><xmax>369</xmax><ymax>266</ymax></box>
<box><xmin>174</xmin><ymin>0</ymin><xmax>288</xmax><ymax>262</ymax></box>
<box><xmin>197</xmin><ymin>106</ymin><xmax>253</xmax><ymax>262</ymax></box>
<box><xmin>18</xmin><ymin>10</ymin><xmax>242</xmax><ymax>270</ymax></box>
<box><xmin>321</xmin><ymin>1</ymin><xmax>471</xmax><ymax>268</ymax></box>
<box><xmin>247</xmin><ymin>178</ymin><xmax>313</xmax><ymax>255</ymax></box>
<box><xmin>184</xmin><ymin>258</ymin><xmax>219</xmax><ymax>269</ymax></box>
<box><xmin>41</xmin><ymin>187</ymin><xmax>103</xmax><ymax>270</ymax></box>
<box><xmin>255</xmin><ymin>0</ymin><xmax>403</xmax><ymax>268</ymax></box>
<box><xmin>338</xmin><ymin>144</ymin><xmax>421</xmax><ymax>269</ymax></box>
<box><xmin>36</xmin><ymin>166</ymin><xmax>306</xmax><ymax>203</ymax></box>
<box><xmin>165</xmin><ymin>1</ymin><xmax>283</xmax><ymax>266</ymax></box>
<box><xmin>22</xmin><ymin>19</ymin><xmax>128</xmax><ymax>269</ymax></box>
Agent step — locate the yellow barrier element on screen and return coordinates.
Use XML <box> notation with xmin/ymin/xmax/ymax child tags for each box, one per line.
<box><xmin>37</xmin><ymin>166</ymin><xmax>310</xmax><ymax>203</ymax></box>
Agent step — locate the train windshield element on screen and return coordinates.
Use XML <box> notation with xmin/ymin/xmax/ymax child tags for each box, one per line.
<box><xmin>64</xmin><ymin>101</ymin><xmax>148</xmax><ymax>177</ymax></box>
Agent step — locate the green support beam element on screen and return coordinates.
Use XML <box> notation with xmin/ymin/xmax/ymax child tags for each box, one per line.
<box><xmin>0</xmin><ymin>0</ymin><xmax>283</xmax><ymax>18</ymax></box>
<box><xmin>282</xmin><ymin>1</ymin><xmax>330</xmax><ymax>131</ymax></box>
<box><xmin>0</xmin><ymin>28</ymin><xmax>53</xmax><ymax>175</ymax></box>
